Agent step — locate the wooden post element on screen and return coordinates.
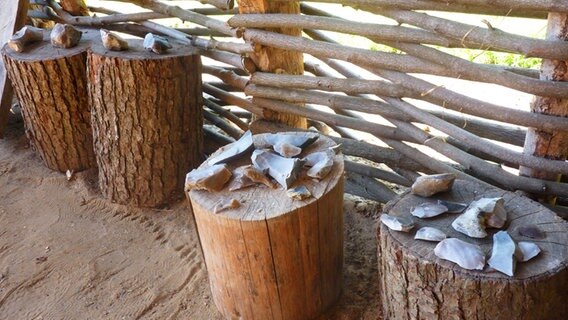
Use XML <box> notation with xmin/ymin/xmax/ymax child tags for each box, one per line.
<box><xmin>188</xmin><ymin>133</ymin><xmax>344</xmax><ymax>319</ymax></box>
<box><xmin>0</xmin><ymin>0</ymin><xmax>28</xmax><ymax>138</ymax></box>
<box><xmin>88</xmin><ymin>38</ymin><xmax>203</xmax><ymax>208</ymax></box>
<box><xmin>237</xmin><ymin>0</ymin><xmax>307</xmax><ymax>128</ymax></box>
<box><xmin>1</xmin><ymin>29</ymin><xmax>97</xmax><ymax>172</ymax></box>
<box><xmin>378</xmin><ymin>180</ymin><xmax>568</xmax><ymax>320</ymax></box>
<box><xmin>521</xmin><ymin>13</ymin><xmax>568</xmax><ymax>201</ymax></box>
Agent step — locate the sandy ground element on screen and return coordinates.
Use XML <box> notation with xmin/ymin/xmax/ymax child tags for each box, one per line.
<box><xmin>0</xmin><ymin>115</ymin><xmax>383</xmax><ymax>320</ymax></box>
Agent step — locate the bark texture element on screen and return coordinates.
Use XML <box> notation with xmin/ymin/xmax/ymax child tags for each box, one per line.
<box><xmin>88</xmin><ymin>39</ymin><xmax>203</xmax><ymax>208</ymax></box>
<box><xmin>378</xmin><ymin>180</ymin><xmax>568</xmax><ymax>320</ymax></box>
<box><xmin>2</xmin><ymin>36</ymin><xmax>96</xmax><ymax>172</ymax></box>
<box><xmin>189</xmin><ymin>133</ymin><xmax>344</xmax><ymax>319</ymax></box>
<box><xmin>521</xmin><ymin>13</ymin><xmax>568</xmax><ymax>187</ymax></box>
<box><xmin>237</xmin><ymin>0</ymin><xmax>307</xmax><ymax>128</ymax></box>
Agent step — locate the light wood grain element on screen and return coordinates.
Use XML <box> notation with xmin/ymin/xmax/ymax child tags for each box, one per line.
<box><xmin>189</xmin><ymin>133</ymin><xmax>344</xmax><ymax>319</ymax></box>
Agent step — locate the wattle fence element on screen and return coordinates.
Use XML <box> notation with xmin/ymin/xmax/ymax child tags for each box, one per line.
<box><xmin>38</xmin><ymin>0</ymin><xmax>568</xmax><ymax>215</ymax></box>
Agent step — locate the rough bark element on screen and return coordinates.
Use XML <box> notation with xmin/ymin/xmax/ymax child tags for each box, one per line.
<box><xmin>2</xmin><ymin>30</ymin><xmax>96</xmax><ymax>172</ymax></box>
<box><xmin>378</xmin><ymin>180</ymin><xmax>568</xmax><ymax>320</ymax></box>
<box><xmin>237</xmin><ymin>0</ymin><xmax>307</xmax><ymax>128</ymax></box>
<box><xmin>88</xmin><ymin>39</ymin><xmax>203</xmax><ymax>208</ymax></box>
<box><xmin>188</xmin><ymin>133</ymin><xmax>344</xmax><ymax>319</ymax></box>
<box><xmin>521</xmin><ymin>13</ymin><xmax>568</xmax><ymax>189</ymax></box>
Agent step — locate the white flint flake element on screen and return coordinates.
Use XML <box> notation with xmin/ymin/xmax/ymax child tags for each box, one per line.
<box><xmin>380</xmin><ymin>214</ymin><xmax>414</xmax><ymax>232</ymax></box>
<box><xmin>414</xmin><ymin>227</ymin><xmax>446</xmax><ymax>242</ymax></box>
<box><xmin>434</xmin><ymin>238</ymin><xmax>485</xmax><ymax>270</ymax></box>
<box><xmin>488</xmin><ymin>231</ymin><xmax>517</xmax><ymax>276</ymax></box>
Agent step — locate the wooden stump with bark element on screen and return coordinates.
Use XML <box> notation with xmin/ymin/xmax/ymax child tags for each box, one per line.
<box><xmin>88</xmin><ymin>38</ymin><xmax>203</xmax><ymax>208</ymax></box>
<box><xmin>188</xmin><ymin>133</ymin><xmax>344</xmax><ymax>320</ymax></box>
<box><xmin>1</xmin><ymin>29</ymin><xmax>97</xmax><ymax>172</ymax></box>
<box><xmin>378</xmin><ymin>180</ymin><xmax>568</xmax><ymax>320</ymax></box>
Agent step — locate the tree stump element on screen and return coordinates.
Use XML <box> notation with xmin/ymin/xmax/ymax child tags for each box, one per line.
<box><xmin>1</xmin><ymin>29</ymin><xmax>97</xmax><ymax>172</ymax></box>
<box><xmin>188</xmin><ymin>133</ymin><xmax>344</xmax><ymax>320</ymax></box>
<box><xmin>378</xmin><ymin>180</ymin><xmax>568</xmax><ymax>320</ymax></box>
<box><xmin>88</xmin><ymin>38</ymin><xmax>203</xmax><ymax>208</ymax></box>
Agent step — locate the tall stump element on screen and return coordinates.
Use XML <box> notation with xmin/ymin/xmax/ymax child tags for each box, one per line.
<box><xmin>188</xmin><ymin>133</ymin><xmax>344</xmax><ymax>320</ymax></box>
<box><xmin>378</xmin><ymin>180</ymin><xmax>568</xmax><ymax>320</ymax></box>
<box><xmin>1</xmin><ymin>29</ymin><xmax>97</xmax><ymax>172</ymax></box>
<box><xmin>88</xmin><ymin>39</ymin><xmax>203</xmax><ymax>207</ymax></box>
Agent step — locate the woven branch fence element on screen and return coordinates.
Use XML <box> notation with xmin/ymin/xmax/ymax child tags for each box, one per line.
<box><xmin>38</xmin><ymin>0</ymin><xmax>568</xmax><ymax>215</ymax></box>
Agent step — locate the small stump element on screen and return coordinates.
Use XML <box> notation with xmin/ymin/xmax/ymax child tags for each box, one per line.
<box><xmin>188</xmin><ymin>133</ymin><xmax>344</xmax><ymax>320</ymax></box>
<box><xmin>88</xmin><ymin>38</ymin><xmax>203</xmax><ymax>207</ymax></box>
<box><xmin>1</xmin><ymin>29</ymin><xmax>97</xmax><ymax>172</ymax></box>
<box><xmin>378</xmin><ymin>180</ymin><xmax>568</xmax><ymax>320</ymax></box>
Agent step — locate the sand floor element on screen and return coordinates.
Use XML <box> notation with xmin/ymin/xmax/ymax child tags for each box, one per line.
<box><xmin>0</xmin><ymin>115</ymin><xmax>382</xmax><ymax>320</ymax></box>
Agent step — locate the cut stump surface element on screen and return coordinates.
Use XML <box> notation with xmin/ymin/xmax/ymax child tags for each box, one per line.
<box><xmin>189</xmin><ymin>133</ymin><xmax>344</xmax><ymax>320</ymax></box>
<box><xmin>378</xmin><ymin>179</ymin><xmax>568</xmax><ymax>320</ymax></box>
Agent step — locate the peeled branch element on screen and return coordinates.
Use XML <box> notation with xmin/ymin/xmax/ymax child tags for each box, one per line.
<box><xmin>143</xmin><ymin>33</ymin><xmax>172</xmax><ymax>54</ymax></box>
<box><xmin>100</xmin><ymin>29</ymin><xmax>129</xmax><ymax>51</ymax></box>
<box><xmin>185</xmin><ymin>164</ymin><xmax>232</xmax><ymax>192</ymax></box>
<box><xmin>208</xmin><ymin>130</ymin><xmax>254</xmax><ymax>165</ymax></box>
<box><xmin>50</xmin><ymin>23</ymin><xmax>82</xmax><ymax>49</ymax></box>
<box><xmin>411</xmin><ymin>173</ymin><xmax>456</xmax><ymax>197</ymax></box>
<box><xmin>8</xmin><ymin>26</ymin><xmax>44</xmax><ymax>53</ymax></box>
<box><xmin>251</xmin><ymin>149</ymin><xmax>304</xmax><ymax>189</ymax></box>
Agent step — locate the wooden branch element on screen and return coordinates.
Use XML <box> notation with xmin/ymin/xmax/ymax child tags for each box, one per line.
<box><xmin>383</xmin><ymin>96</ymin><xmax>568</xmax><ymax>175</ymax></box>
<box><xmin>58</xmin><ymin>12</ymin><xmax>169</xmax><ymax>26</ymax></box>
<box><xmin>249</xmin><ymin>119</ymin><xmax>430</xmax><ymax>172</ymax></box>
<box><xmin>230</xmin><ymin>13</ymin><xmax>562</xmax><ymax>58</ymax></box>
<box><xmin>298</xmin><ymin>64</ymin><xmax>527</xmax><ymax>146</ymax></box>
<box><xmin>52</xmin><ymin>3</ymin><xmax>252</xmax><ymax>54</ymax></box>
<box><xmin>345</xmin><ymin>172</ymin><xmax>397</xmax><ymax>203</ymax></box>
<box><xmin>242</xmin><ymin>28</ymin><xmax>568</xmax><ymax>101</ymax></box>
<box><xmin>203</xmin><ymin>83</ymin><xmax>264</xmax><ymax>115</ymax></box>
<box><xmin>309</xmin><ymin>54</ymin><xmax>568</xmax><ymax>197</ymax></box>
<box><xmin>200</xmin><ymin>0</ymin><xmax>235</xmax><ymax>11</ymax></box>
<box><xmin>345</xmin><ymin>160</ymin><xmax>412</xmax><ymax>187</ymax></box>
<box><xmin>229</xmin><ymin>14</ymin><xmax>455</xmax><ymax>47</ymax></box>
<box><xmin>248</xmin><ymin>96</ymin><xmax>415</xmax><ymax>142</ymax></box>
<box><xmin>204</xmin><ymin>126</ymin><xmax>235</xmax><ymax>149</ymax></box>
<box><xmin>298</xmin><ymin>0</ymin><xmax>547</xmax><ymax>19</ymax></box>
<box><xmin>203</xmin><ymin>109</ymin><xmax>244</xmax><ymax>139</ymax></box>
<box><xmin>176</xmin><ymin>28</ymin><xmax>227</xmax><ymax>37</ymax></box>
<box><xmin>367</xmin><ymin>7</ymin><xmax>568</xmax><ymax>60</ymax></box>
<box><xmin>113</xmin><ymin>0</ymin><xmax>239</xmax><ymax>37</ymax></box>
<box><xmin>200</xmin><ymin>50</ymin><xmax>256</xmax><ymax>73</ymax></box>
<box><xmin>251</xmin><ymin>71</ymin><xmax>410</xmax><ymax>97</ymax></box>
<box><xmin>204</xmin><ymin>98</ymin><xmax>249</xmax><ymax>130</ymax></box>
<box><xmin>425</xmin><ymin>0</ymin><xmax>568</xmax><ymax>12</ymax></box>
<box><xmin>303</xmin><ymin>29</ymin><xmax>539</xmax><ymax>79</ymax></box>
<box><xmin>203</xmin><ymin>65</ymin><xmax>249</xmax><ymax>89</ymax></box>
<box><xmin>305</xmin><ymin>30</ymin><xmax>568</xmax><ymax>131</ymax></box>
